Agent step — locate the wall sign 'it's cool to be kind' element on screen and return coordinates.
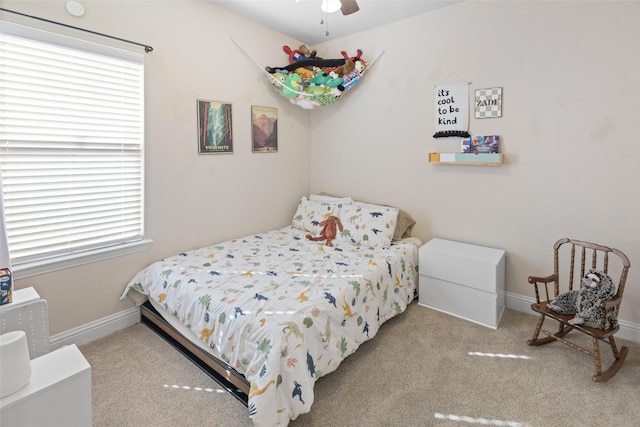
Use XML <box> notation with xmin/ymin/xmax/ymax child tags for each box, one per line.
<box><xmin>433</xmin><ymin>83</ymin><xmax>470</xmax><ymax>138</ymax></box>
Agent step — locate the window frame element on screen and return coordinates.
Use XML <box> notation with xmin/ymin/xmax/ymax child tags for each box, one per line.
<box><xmin>0</xmin><ymin>21</ymin><xmax>151</xmax><ymax>279</ymax></box>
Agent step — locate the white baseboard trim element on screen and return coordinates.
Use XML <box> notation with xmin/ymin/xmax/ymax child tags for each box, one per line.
<box><xmin>506</xmin><ymin>291</ymin><xmax>640</xmax><ymax>344</ymax></box>
<box><xmin>49</xmin><ymin>306</ymin><xmax>140</xmax><ymax>350</ymax></box>
<box><xmin>48</xmin><ymin>293</ymin><xmax>640</xmax><ymax>349</ymax></box>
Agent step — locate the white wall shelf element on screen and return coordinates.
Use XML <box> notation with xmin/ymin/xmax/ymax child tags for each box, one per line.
<box><xmin>429</xmin><ymin>152</ymin><xmax>503</xmax><ymax>165</ymax></box>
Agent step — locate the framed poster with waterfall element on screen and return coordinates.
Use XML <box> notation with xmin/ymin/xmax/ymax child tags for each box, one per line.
<box><xmin>197</xmin><ymin>99</ymin><xmax>233</xmax><ymax>154</ymax></box>
<box><xmin>251</xmin><ymin>105</ymin><xmax>278</xmax><ymax>153</ymax></box>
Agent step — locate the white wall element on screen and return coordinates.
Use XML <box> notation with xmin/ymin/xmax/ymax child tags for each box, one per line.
<box><xmin>3</xmin><ymin>0</ymin><xmax>639</xmax><ymax>335</ymax></box>
<box><xmin>309</xmin><ymin>1</ymin><xmax>640</xmax><ymax>324</ymax></box>
<box><xmin>3</xmin><ymin>0</ymin><xmax>311</xmax><ymax>335</ymax></box>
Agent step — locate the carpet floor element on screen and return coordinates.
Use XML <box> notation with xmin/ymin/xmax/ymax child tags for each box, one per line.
<box><xmin>80</xmin><ymin>302</ymin><xmax>640</xmax><ymax>426</ymax></box>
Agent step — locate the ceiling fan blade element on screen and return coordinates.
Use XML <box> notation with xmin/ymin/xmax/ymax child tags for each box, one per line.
<box><xmin>340</xmin><ymin>0</ymin><xmax>360</xmax><ymax>15</ymax></box>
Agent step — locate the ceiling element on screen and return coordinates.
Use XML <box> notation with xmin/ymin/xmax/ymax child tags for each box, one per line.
<box><xmin>210</xmin><ymin>0</ymin><xmax>460</xmax><ymax>46</ymax></box>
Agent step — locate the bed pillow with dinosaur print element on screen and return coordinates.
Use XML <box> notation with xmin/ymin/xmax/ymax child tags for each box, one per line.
<box><xmin>338</xmin><ymin>203</ymin><xmax>399</xmax><ymax>247</ymax></box>
<box><xmin>292</xmin><ymin>197</ymin><xmax>344</xmax><ymax>235</ymax></box>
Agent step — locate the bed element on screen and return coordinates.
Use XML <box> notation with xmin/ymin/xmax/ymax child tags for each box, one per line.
<box><xmin>121</xmin><ymin>195</ymin><xmax>420</xmax><ymax>426</ymax></box>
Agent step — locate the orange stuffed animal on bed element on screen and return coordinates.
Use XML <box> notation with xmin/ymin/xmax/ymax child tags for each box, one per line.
<box><xmin>306</xmin><ymin>215</ymin><xmax>343</xmax><ymax>247</ymax></box>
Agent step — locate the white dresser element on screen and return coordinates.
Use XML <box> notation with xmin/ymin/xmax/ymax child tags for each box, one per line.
<box><xmin>0</xmin><ymin>288</ymin><xmax>92</xmax><ymax>426</ymax></box>
<box><xmin>0</xmin><ymin>344</ymin><xmax>92</xmax><ymax>427</ymax></box>
<box><xmin>418</xmin><ymin>238</ymin><xmax>505</xmax><ymax>329</ymax></box>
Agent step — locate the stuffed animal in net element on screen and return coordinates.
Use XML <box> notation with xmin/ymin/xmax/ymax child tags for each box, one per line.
<box><xmin>547</xmin><ymin>269</ymin><xmax>617</xmax><ymax>329</ymax></box>
<box><xmin>306</xmin><ymin>215</ymin><xmax>343</xmax><ymax>247</ymax></box>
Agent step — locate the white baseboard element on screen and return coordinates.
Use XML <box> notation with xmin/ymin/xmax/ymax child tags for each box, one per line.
<box><xmin>49</xmin><ymin>306</ymin><xmax>140</xmax><ymax>350</ymax></box>
<box><xmin>48</xmin><ymin>293</ymin><xmax>640</xmax><ymax>349</ymax></box>
<box><xmin>506</xmin><ymin>291</ymin><xmax>640</xmax><ymax>344</ymax></box>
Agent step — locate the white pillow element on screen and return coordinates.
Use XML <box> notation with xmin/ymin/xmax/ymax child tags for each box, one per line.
<box><xmin>292</xmin><ymin>197</ymin><xmax>344</xmax><ymax>235</ymax></box>
<box><xmin>309</xmin><ymin>194</ymin><xmax>353</xmax><ymax>204</ymax></box>
<box><xmin>338</xmin><ymin>203</ymin><xmax>399</xmax><ymax>247</ymax></box>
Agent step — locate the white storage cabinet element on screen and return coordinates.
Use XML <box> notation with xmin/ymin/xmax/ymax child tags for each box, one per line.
<box><xmin>0</xmin><ymin>287</ymin><xmax>92</xmax><ymax>426</ymax></box>
<box><xmin>0</xmin><ymin>344</ymin><xmax>92</xmax><ymax>426</ymax></box>
<box><xmin>418</xmin><ymin>238</ymin><xmax>505</xmax><ymax>329</ymax></box>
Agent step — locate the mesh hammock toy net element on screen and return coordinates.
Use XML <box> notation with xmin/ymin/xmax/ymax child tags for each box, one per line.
<box><xmin>234</xmin><ymin>40</ymin><xmax>382</xmax><ymax>110</ymax></box>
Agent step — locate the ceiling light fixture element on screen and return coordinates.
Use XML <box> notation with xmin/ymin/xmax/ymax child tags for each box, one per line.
<box><xmin>320</xmin><ymin>0</ymin><xmax>341</xmax><ymax>14</ymax></box>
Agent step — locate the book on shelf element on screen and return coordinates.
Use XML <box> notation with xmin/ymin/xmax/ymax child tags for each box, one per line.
<box><xmin>461</xmin><ymin>135</ymin><xmax>500</xmax><ymax>154</ymax></box>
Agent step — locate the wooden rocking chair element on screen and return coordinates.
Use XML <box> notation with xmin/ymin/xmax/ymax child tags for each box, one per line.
<box><xmin>527</xmin><ymin>238</ymin><xmax>631</xmax><ymax>382</ymax></box>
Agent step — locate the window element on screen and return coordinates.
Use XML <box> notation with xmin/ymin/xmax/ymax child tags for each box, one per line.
<box><xmin>0</xmin><ymin>21</ymin><xmax>148</xmax><ymax>277</ymax></box>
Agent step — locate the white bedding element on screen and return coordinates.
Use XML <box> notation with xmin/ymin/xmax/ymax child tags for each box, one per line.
<box><xmin>122</xmin><ymin>226</ymin><xmax>420</xmax><ymax>426</ymax></box>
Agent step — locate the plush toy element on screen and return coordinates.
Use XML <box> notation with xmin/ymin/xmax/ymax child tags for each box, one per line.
<box><xmin>548</xmin><ymin>269</ymin><xmax>617</xmax><ymax>329</ymax></box>
<box><xmin>282</xmin><ymin>73</ymin><xmax>302</xmax><ymax>98</ymax></box>
<box><xmin>271</xmin><ymin>72</ymin><xmax>288</xmax><ymax>95</ymax></box>
<box><xmin>293</xmin><ymin>67</ymin><xmax>315</xmax><ymax>79</ymax></box>
<box><xmin>298</xmin><ymin>44</ymin><xmax>318</xmax><ymax>59</ymax></box>
<box><xmin>340</xmin><ymin>49</ymin><xmax>366</xmax><ymax>74</ymax></box>
<box><xmin>324</xmin><ymin>71</ymin><xmax>343</xmax><ymax>88</ymax></box>
<box><xmin>307</xmin><ymin>70</ymin><xmax>343</xmax><ymax>88</ymax></box>
<box><xmin>341</xmin><ymin>49</ymin><xmax>363</xmax><ymax>61</ymax></box>
<box><xmin>266</xmin><ymin>58</ymin><xmax>346</xmax><ymax>74</ymax></box>
<box><xmin>282</xmin><ymin>45</ymin><xmax>309</xmax><ymax>64</ymax></box>
<box><xmin>306</xmin><ymin>215</ymin><xmax>343</xmax><ymax>247</ymax></box>
<box><xmin>340</xmin><ymin>69</ymin><xmax>361</xmax><ymax>91</ymax></box>
<box><xmin>304</xmin><ymin>85</ymin><xmax>329</xmax><ymax>96</ymax></box>
<box><xmin>307</xmin><ymin>69</ymin><xmax>330</xmax><ymax>85</ymax></box>
<box><xmin>333</xmin><ymin>59</ymin><xmax>355</xmax><ymax>77</ymax></box>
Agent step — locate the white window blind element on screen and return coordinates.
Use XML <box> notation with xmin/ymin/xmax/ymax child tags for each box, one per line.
<box><xmin>0</xmin><ymin>22</ymin><xmax>145</xmax><ymax>267</ymax></box>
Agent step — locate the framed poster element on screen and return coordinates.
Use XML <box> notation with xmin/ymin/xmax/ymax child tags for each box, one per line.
<box><xmin>251</xmin><ymin>105</ymin><xmax>278</xmax><ymax>153</ymax></box>
<box><xmin>197</xmin><ymin>99</ymin><xmax>233</xmax><ymax>154</ymax></box>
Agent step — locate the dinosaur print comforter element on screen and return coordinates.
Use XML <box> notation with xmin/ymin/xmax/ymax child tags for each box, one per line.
<box><xmin>122</xmin><ymin>226</ymin><xmax>420</xmax><ymax>426</ymax></box>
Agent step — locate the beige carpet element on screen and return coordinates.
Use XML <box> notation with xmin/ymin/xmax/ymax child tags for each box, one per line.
<box><xmin>80</xmin><ymin>302</ymin><xmax>640</xmax><ymax>426</ymax></box>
